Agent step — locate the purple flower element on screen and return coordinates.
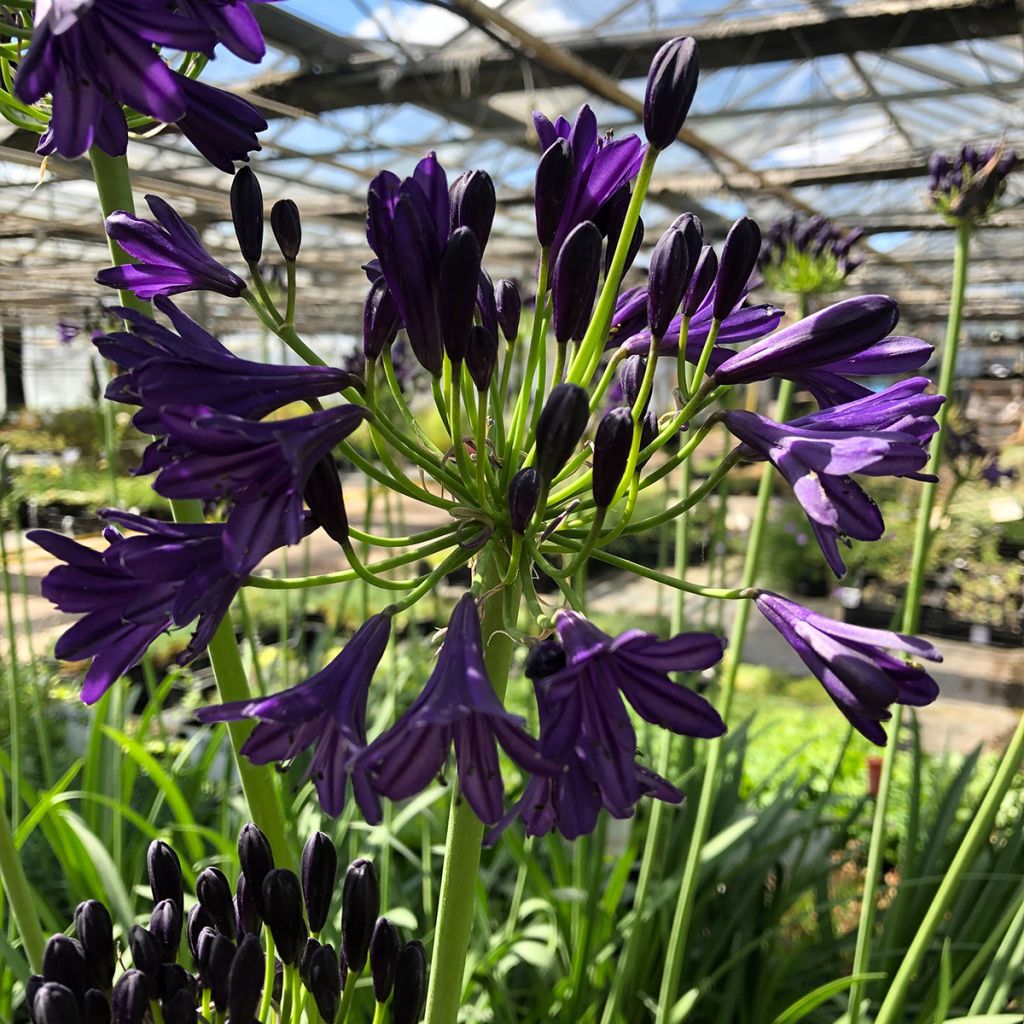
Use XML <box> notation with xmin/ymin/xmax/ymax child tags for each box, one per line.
<box><xmin>196</xmin><ymin>614</ymin><xmax>392</xmax><ymax>822</ymax></box>
<box><xmin>981</xmin><ymin>459</ymin><xmax>1017</xmax><ymax>487</ymax></box>
<box><xmin>753</xmin><ymin>591</ymin><xmax>941</xmax><ymax>744</ymax></box>
<box><xmin>359</xmin><ymin>595</ymin><xmax>555</xmax><ymax>826</ymax></box>
<box><xmin>96</xmin><ymin>196</ymin><xmax>245</xmax><ymax>300</ymax></box>
<box><xmin>759</xmin><ymin>213</ymin><xmax>865</xmax><ymax>285</ymax></box>
<box><xmin>29</xmin><ymin>510</ymin><xmax>306</xmax><ymax>703</ymax></box>
<box><xmin>532</xmin><ymin>105</ymin><xmax>645</xmax><ymax>265</ymax></box>
<box><xmin>94</xmin><ymin>297</ymin><xmax>357</xmax><ymax>435</ymax></box>
<box><xmin>174</xmin><ymin>0</ymin><xmax>268</xmax><ymax>62</ymax></box>
<box><xmin>152</xmin><ymin>404</ymin><xmax>369</xmax><ymax>574</ymax></box>
<box><xmin>930</xmin><ymin>144</ymin><xmax>1020</xmax><ymax>221</ymax></box>
<box><xmin>724</xmin><ymin>382</ymin><xmax>942</xmax><ymax>576</ymax></box>
<box><xmin>56</xmin><ymin>320</ymin><xmax>80</xmax><ymax>344</ymax></box>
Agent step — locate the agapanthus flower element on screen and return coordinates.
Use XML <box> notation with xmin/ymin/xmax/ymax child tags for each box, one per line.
<box><xmin>929</xmin><ymin>144</ymin><xmax>1020</xmax><ymax>223</ymax></box>
<box><xmin>532</xmin><ymin>104</ymin><xmax>646</xmax><ymax>265</ymax></box>
<box><xmin>196</xmin><ymin>614</ymin><xmax>392</xmax><ymax>822</ymax></box>
<box><xmin>724</xmin><ymin>381</ymin><xmax>942</xmax><ymax>575</ymax></box>
<box><xmin>359</xmin><ymin>594</ymin><xmax>556</xmax><ymax>826</ymax></box>
<box><xmin>759</xmin><ymin>213</ymin><xmax>864</xmax><ymax>294</ymax></box>
<box><xmin>753</xmin><ymin>591</ymin><xmax>941</xmax><ymax>744</ymax></box>
<box><xmin>151</xmin><ymin>404</ymin><xmax>369</xmax><ymax>574</ymax></box>
<box><xmin>29</xmin><ymin>510</ymin><xmax>310</xmax><ymax>703</ymax></box>
<box><xmin>94</xmin><ymin>296</ymin><xmax>357</xmax><ymax>435</ymax></box>
<box><xmin>96</xmin><ymin>196</ymin><xmax>245</xmax><ymax>299</ymax></box>
<box><xmin>174</xmin><ymin>0</ymin><xmax>268</xmax><ymax>62</ymax></box>
<box><xmin>56</xmin><ymin>320</ymin><xmax>79</xmax><ymax>344</ymax></box>
<box><xmin>981</xmin><ymin>458</ymin><xmax>1018</xmax><ymax>487</ymax></box>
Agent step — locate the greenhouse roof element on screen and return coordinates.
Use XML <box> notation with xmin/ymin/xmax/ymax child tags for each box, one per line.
<box><xmin>1</xmin><ymin>0</ymin><xmax>1021</xmax><ymax>340</ymax></box>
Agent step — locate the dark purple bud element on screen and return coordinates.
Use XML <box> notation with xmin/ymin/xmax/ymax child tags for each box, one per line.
<box><xmin>235</xmin><ymin>874</ymin><xmax>262</xmax><ymax>938</ymax></box>
<box><xmin>466</xmin><ymin>324</ymin><xmax>498</xmax><ymax>391</ymax></box>
<box><xmin>34</xmin><ymin>982</ymin><xmax>82</xmax><ymax>1024</ymax></box>
<box><xmin>230</xmin><ymin>166</ymin><xmax>264</xmax><ymax>263</ymax></box>
<box><xmin>308</xmin><ymin>943</ymin><xmax>342</xmax><ymax>1022</ymax></box>
<box><xmin>644</xmin><ymin>36</ymin><xmax>700</xmax><ymax>150</ymax></box>
<box><xmin>228</xmin><ymin>933</ymin><xmax>264</xmax><ymax>1024</ymax></box>
<box><xmin>592</xmin><ymin>407</ymin><xmax>634</xmax><ymax>508</ymax></box>
<box><xmin>149</xmin><ymin>899</ymin><xmax>182</xmax><ymax>963</ymax></box>
<box><xmin>535</xmin><ymin>383</ymin><xmax>590</xmax><ymax>485</ymax></box>
<box><xmin>196</xmin><ymin>867</ymin><xmax>236</xmax><ymax>940</ymax></box>
<box><xmin>128</xmin><ymin>926</ymin><xmax>162</xmax><ymax>980</ymax></box>
<box><xmin>271</xmin><ymin>198</ymin><xmax>302</xmax><ymax>261</ymax></box>
<box><xmin>363</xmin><ymin>278</ymin><xmax>401</xmax><ymax>361</ymax></box>
<box><xmin>238</xmin><ymin>824</ymin><xmax>275</xmax><ymax>919</ymax></box>
<box><xmin>638</xmin><ymin>409</ymin><xmax>658</xmax><ymax>467</ymax></box>
<box><xmin>186</xmin><ymin>904</ymin><xmax>215</xmax><ymax>963</ymax></box>
<box><xmin>601</xmin><ymin>186</ymin><xmax>644</xmax><ymax>280</ymax></box>
<box><xmin>26</xmin><ymin>974</ymin><xmax>44</xmax><ymax>1016</ymax></box>
<box><xmin>617</xmin><ymin>217</ymin><xmax>645</xmax><ymax>281</ymax></box>
<box><xmin>341</xmin><ymin>858</ymin><xmax>379</xmax><ymax>974</ymax></box>
<box><xmin>508</xmin><ymin>467</ymin><xmax>541</xmax><ymax>534</ymax></box>
<box><xmin>162</xmin><ymin>989</ymin><xmax>197</xmax><ymax>1024</ymax></box>
<box><xmin>449</xmin><ymin>170</ymin><xmax>496</xmax><ymax>253</ymax></box>
<box><xmin>42</xmin><ymin>934</ymin><xmax>88</xmax><ymax>1003</ymax></box>
<box><xmin>304</xmin><ymin>455</ymin><xmax>350</xmax><ymax>547</ymax></box>
<box><xmin>391</xmin><ymin>941</ymin><xmax>428</xmax><ymax>1024</ymax></box>
<box><xmin>301</xmin><ymin>831</ymin><xmax>338</xmax><ymax>935</ymax></box>
<box><xmin>647</xmin><ymin>228</ymin><xmax>690</xmax><ymax>338</ymax></box>
<box><xmin>199</xmin><ymin>932</ymin><xmax>234</xmax><ymax>1012</ymax></box>
<box><xmin>619</xmin><ymin>355</ymin><xmax>648</xmax><ymax>414</ymax></box>
<box><xmin>370</xmin><ymin>917</ymin><xmax>401</xmax><ymax>1003</ymax></box>
<box><xmin>525</xmin><ymin>637</ymin><xmax>566</xmax><ymax>681</ymax></box>
<box><xmin>535</xmin><ymin>139</ymin><xmax>574</xmax><ymax>247</ymax></box>
<box><xmin>299</xmin><ymin>937</ymin><xmax>321</xmax><ymax>987</ymax></box>
<box><xmin>552</xmin><ymin>221</ymin><xmax>602</xmax><ymax>344</ymax></box>
<box><xmin>75</xmin><ymin>901</ymin><xmax>115</xmax><ymax>991</ymax></box>
<box><xmin>713</xmin><ymin>217</ymin><xmax>761</xmax><ymax>320</ymax></box>
<box><xmin>156</xmin><ymin>964</ymin><xmax>191</xmax><ymax>1004</ymax></box>
<box><xmin>195</xmin><ymin>928</ymin><xmax>217</xmax><ymax>989</ymax></box>
<box><xmin>681</xmin><ymin>245</ymin><xmax>717</xmax><ymax>318</ymax></box>
<box><xmin>111</xmin><ymin>971</ymin><xmax>148</xmax><ymax>1024</ymax></box>
<box><xmin>670</xmin><ymin>213</ymin><xmax>704</xmax><ymax>278</ymax></box>
<box><xmin>147</xmin><ymin>841</ymin><xmax>184</xmax><ymax>916</ymax></box>
<box><xmin>83</xmin><ymin>989</ymin><xmax>111</xmax><ymax>1024</ymax></box>
<box><xmin>439</xmin><ymin>227</ymin><xmax>482</xmax><ymax>363</ymax></box>
<box><xmin>495</xmin><ymin>279</ymin><xmax>521</xmax><ymax>343</ymax></box>
<box><xmin>263</xmin><ymin>869</ymin><xmax>308</xmax><ymax>966</ymax></box>
<box><xmin>476</xmin><ymin>269</ymin><xmax>499</xmax><ymax>343</ymax></box>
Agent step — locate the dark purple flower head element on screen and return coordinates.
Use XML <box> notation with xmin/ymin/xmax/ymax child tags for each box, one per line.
<box><xmin>230</xmin><ymin>166</ymin><xmax>264</xmax><ymax>263</ymax></box>
<box><xmin>494</xmin><ymin>279</ymin><xmax>521</xmax><ymax>343</ymax></box>
<box><xmin>647</xmin><ymin>227</ymin><xmax>690</xmax><ymax>339</ymax></box>
<box><xmin>508</xmin><ymin>467</ymin><xmax>541</xmax><ymax>534</ymax></box>
<box><xmin>532</xmin><ymin>104</ymin><xmax>645</xmax><ymax>265</ymax></box>
<box><xmin>271</xmin><ymin>199</ymin><xmax>302</xmax><ymax>261</ymax></box>
<box><xmin>173</xmin><ymin>72</ymin><xmax>267</xmax><ymax>174</ymax></box>
<box><xmin>535</xmin><ymin>383</ymin><xmax>591</xmax><ymax>485</ymax></box>
<box><xmin>930</xmin><ymin>144</ymin><xmax>1020</xmax><ymax>222</ymax></box>
<box><xmin>152</xmin><ymin>404</ymin><xmax>369</xmax><ymax>574</ymax></box>
<box><xmin>535</xmin><ymin>138</ymin><xmax>575</xmax><ymax>248</ymax></box>
<box><xmin>981</xmin><ymin>458</ymin><xmax>1017</xmax><ymax>487</ymax></box>
<box><xmin>57</xmin><ymin>320</ymin><xmax>80</xmax><ymax>344</ymax></box>
<box><xmin>551</xmin><ymin>221</ymin><xmax>602</xmax><ymax>344</ymax></box>
<box><xmin>360</xmin><ymin>594</ymin><xmax>556</xmax><ymax>826</ymax></box>
<box><xmin>174</xmin><ymin>0</ymin><xmax>268</xmax><ymax>62</ymax></box>
<box><xmin>754</xmin><ymin>592</ymin><xmax>941</xmax><ymax>744</ymax></box>
<box><xmin>759</xmin><ymin>213</ymin><xmax>865</xmax><ymax>290</ymax></box>
<box><xmin>97</xmin><ymin>196</ymin><xmax>244</xmax><ymax>300</ymax></box>
<box><xmin>29</xmin><ymin>510</ymin><xmax>307</xmax><ymax>703</ymax></box>
<box><xmin>363</xmin><ymin>279</ymin><xmax>401</xmax><ymax>361</ymax></box>
<box><xmin>713</xmin><ymin>217</ymin><xmax>762</xmax><ymax>320</ymax></box>
<box><xmin>197</xmin><ymin>614</ymin><xmax>392</xmax><ymax>822</ymax></box>
<box><xmin>449</xmin><ymin>170</ymin><xmax>496</xmax><ymax>254</ymax></box>
<box><xmin>438</xmin><ymin>227</ymin><xmax>482</xmax><ymax>363</ymax></box>
<box><xmin>465</xmin><ymin>324</ymin><xmax>498</xmax><ymax>391</ymax></box>
<box><xmin>592</xmin><ymin>407</ymin><xmax>633</xmax><ymax>508</ymax></box>
<box><xmin>643</xmin><ymin>36</ymin><xmax>699</xmax><ymax>150</ymax></box>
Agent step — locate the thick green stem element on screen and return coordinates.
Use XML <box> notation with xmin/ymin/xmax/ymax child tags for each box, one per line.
<box><xmin>424</xmin><ymin>556</ymin><xmax>518</xmax><ymax>1024</ymax></box>
<box><xmin>847</xmin><ymin>219</ymin><xmax>972</xmax><ymax>1022</ymax></box>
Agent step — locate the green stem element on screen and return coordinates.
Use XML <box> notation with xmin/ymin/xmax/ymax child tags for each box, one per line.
<box><xmin>0</xmin><ymin>783</ymin><xmax>44</xmax><ymax>972</ymax></box>
<box><xmin>847</xmin><ymin>219</ymin><xmax>972</xmax><ymax>1023</ymax></box>
<box><xmin>338</xmin><ymin>974</ymin><xmax>359</xmax><ymax>1024</ymax></box>
<box><xmin>0</xmin><ymin>520</ymin><xmax>22</xmax><ymax>830</ymax></box>
<box><xmin>654</xmin><ymin>376</ymin><xmax>795</xmax><ymax>1022</ymax></box>
<box><xmin>285</xmin><ymin>260</ymin><xmax>297</xmax><ymax>326</ymax></box>
<box><xmin>258</xmin><ymin>932</ymin><xmax>275</xmax><ymax>1020</ymax></box>
<box><xmin>424</xmin><ymin>554</ymin><xmax>518</xmax><ymax>1024</ymax></box>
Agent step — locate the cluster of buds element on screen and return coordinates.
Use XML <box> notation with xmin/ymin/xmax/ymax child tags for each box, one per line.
<box><xmin>945</xmin><ymin>418</ymin><xmax>1019</xmax><ymax>488</ymax></box>
<box><xmin>757</xmin><ymin>213</ymin><xmax>864</xmax><ymax>296</ymax></box>
<box><xmin>24</xmin><ymin>826</ymin><xmax>426</xmax><ymax>1024</ymax></box>
<box><xmin>928</xmin><ymin>144</ymin><xmax>1020</xmax><ymax>223</ymax></box>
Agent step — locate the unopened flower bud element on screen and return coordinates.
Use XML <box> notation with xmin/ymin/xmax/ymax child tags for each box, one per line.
<box><xmin>713</xmin><ymin>217</ymin><xmax>761</xmax><ymax>320</ymax></box>
<box><xmin>370</xmin><ymin>917</ymin><xmax>401</xmax><ymax>1003</ymax></box>
<box><xmin>299</xmin><ymin>937</ymin><xmax>321</xmax><ymax>987</ymax></box>
<box><xmin>128</xmin><ymin>925</ymin><xmax>162</xmax><ymax>980</ymax></box>
<box><xmin>449</xmin><ymin>170</ymin><xmax>496</xmax><ymax>253</ymax></box>
<box><xmin>111</xmin><ymin>971</ymin><xmax>148</xmax><ymax>1024</ymax></box>
<box><xmin>552</xmin><ymin>221</ymin><xmax>602</xmax><ymax>344</ymax></box>
<box><xmin>647</xmin><ymin>229</ymin><xmax>689</xmax><ymax>339</ymax></box>
<box><xmin>644</xmin><ymin>36</ymin><xmax>700</xmax><ymax>150</ymax></box>
<box><xmin>508</xmin><ymin>467</ymin><xmax>541</xmax><ymax>534</ymax></box>
<box><xmin>525</xmin><ymin>637</ymin><xmax>566</xmax><ymax>681</ymax></box>
<box><xmin>235</xmin><ymin>874</ymin><xmax>261</xmax><ymax>938</ymax></box>
<box><xmin>75</xmin><ymin>901</ymin><xmax>115</xmax><ymax>991</ymax></box>
<box><xmin>271</xmin><ymin>198</ymin><xmax>302</xmax><ymax>261</ymax></box>
<box><xmin>600</xmin><ymin>186</ymin><xmax>644</xmax><ymax>280</ymax></box>
<box><xmin>303</xmin><ymin>455</ymin><xmax>349</xmax><ymax>546</ymax></box>
<box><xmin>308</xmin><ymin>942</ymin><xmax>342</xmax><ymax>1023</ymax></box>
<box><xmin>26</xmin><ymin>974</ymin><xmax>44</xmax><ymax>1014</ymax></box>
<box><xmin>670</xmin><ymin>212</ymin><xmax>704</xmax><ymax>266</ymax></box>
<box><xmin>199</xmin><ymin>931</ymin><xmax>234</xmax><ymax>1011</ymax></box>
<box><xmin>535</xmin><ymin>383</ymin><xmax>590</xmax><ymax>485</ymax></box>
<box><xmin>535</xmin><ymin>138</ymin><xmax>574</xmax><ymax>247</ymax></box>
<box><xmin>466</xmin><ymin>324</ymin><xmax>498</xmax><ymax>391</ymax></box>
<box><xmin>149</xmin><ymin>899</ymin><xmax>182</xmax><ymax>963</ymax></box>
<box><xmin>301</xmin><ymin>831</ymin><xmax>338</xmax><ymax>935</ymax></box>
<box><xmin>681</xmin><ymin>245</ymin><xmax>717</xmax><ymax>318</ymax></box>
<box><xmin>363</xmin><ymin>278</ymin><xmax>401</xmax><ymax>361</ymax></box>
<box><xmin>83</xmin><ymin>989</ymin><xmax>111</xmax><ymax>1024</ymax></box>
<box><xmin>262</xmin><ymin>869</ymin><xmax>308</xmax><ymax>966</ymax></box>
<box><xmin>147</xmin><ymin>841</ymin><xmax>183</xmax><ymax>915</ymax></box>
<box><xmin>228</xmin><ymin>933</ymin><xmax>264</xmax><ymax>1024</ymax></box>
<box><xmin>238</xmin><ymin>824</ymin><xmax>275</xmax><ymax>919</ymax></box>
<box><xmin>157</xmin><ymin>964</ymin><xmax>192</xmax><ymax>1004</ymax></box>
<box><xmin>495</xmin><ymin>279</ymin><xmax>521</xmax><ymax>342</ymax></box>
<box><xmin>186</xmin><ymin>904</ymin><xmax>215</xmax><ymax>962</ymax></box>
<box><xmin>196</xmin><ymin>867</ymin><xmax>236</xmax><ymax>940</ymax></box>
<box><xmin>619</xmin><ymin>355</ymin><xmax>648</xmax><ymax>414</ymax></box>
<box><xmin>230</xmin><ymin>166</ymin><xmax>264</xmax><ymax>263</ymax></box>
<box><xmin>592</xmin><ymin>407</ymin><xmax>634</xmax><ymax>508</ymax></box>
<box><xmin>34</xmin><ymin>981</ymin><xmax>81</xmax><ymax>1024</ymax></box>
<box><xmin>42</xmin><ymin>934</ymin><xmax>88</xmax><ymax>1003</ymax></box>
<box><xmin>162</xmin><ymin>988</ymin><xmax>197</xmax><ymax>1024</ymax></box>
<box><xmin>341</xmin><ymin>858</ymin><xmax>379</xmax><ymax>974</ymax></box>
<box><xmin>195</xmin><ymin>928</ymin><xmax>217</xmax><ymax>988</ymax></box>
<box><xmin>439</xmin><ymin>227</ymin><xmax>482</xmax><ymax>363</ymax></box>
<box><xmin>391</xmin><ymin>941</ymin><xmax>428</xmax><ymax>1024</ymax></box>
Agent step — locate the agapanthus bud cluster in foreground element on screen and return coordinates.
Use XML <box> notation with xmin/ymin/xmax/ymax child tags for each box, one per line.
<box><xmin>758</xmin><ymin>213</ymin><xmax>864</xmax><ymax>295</ymax></box>
<box><xmin>928</xmin><ymin>144</ymin><xmax>1020</xmax><ymax>223</ymax></box>
<box><xmin>25</xmin><ymin>828</ymin><xmax>426</xmax><ymax>1024</ymax></box>
<box><xmin>33</xmin><ymin>33</ymin><xmax>948</xmax><ymax>849</ymax></box>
